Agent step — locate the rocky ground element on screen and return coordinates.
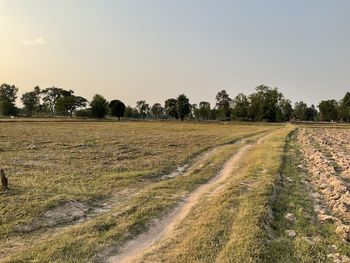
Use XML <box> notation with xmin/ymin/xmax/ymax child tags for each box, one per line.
<box><xmin>298</xmin><ymin>127</ymin><xmax>350</xmax><ymax>262</ymax></box>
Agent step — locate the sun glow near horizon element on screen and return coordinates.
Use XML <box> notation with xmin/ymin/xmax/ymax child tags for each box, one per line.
<box><xmin>1</xmin><ymin>0</ymin><xmax>350</xmax><ymax>108</ymax></box>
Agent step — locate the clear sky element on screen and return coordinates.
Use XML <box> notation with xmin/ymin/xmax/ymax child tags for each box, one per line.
<box><xmin>1</xmin><ymin>0</ymin><xmax>349</xmax><ymax>107</ymax></box>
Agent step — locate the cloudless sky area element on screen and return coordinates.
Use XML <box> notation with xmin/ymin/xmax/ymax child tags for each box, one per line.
<box><xmin>1</xmin><ymin>0</ymin><xmax>349</xmax><ymax>107</ymax></box>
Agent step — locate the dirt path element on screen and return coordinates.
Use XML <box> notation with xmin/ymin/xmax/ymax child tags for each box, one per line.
<box><xmin>108</xmin><ymin>133</ymin><xmax>272</xmax><ymax>263</ymax></box>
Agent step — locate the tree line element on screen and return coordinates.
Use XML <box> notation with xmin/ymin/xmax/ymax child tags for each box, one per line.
<box><xmin>0</xmin><ymin>83</ymin><xmax>349</xmax><ymax>122</ymax></box>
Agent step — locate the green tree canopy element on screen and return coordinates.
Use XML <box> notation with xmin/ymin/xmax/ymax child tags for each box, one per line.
<box><xmin>136</xmin><ymin>100</ymin><xmax>150</xmax><ymax>119</ymax></box>
<box><xmin>109</xmin><ymin>99</ymin><xmax>126</xmax><ymax>120</ymax></box>
<box><xmin>176</xmin><ymin>94</ymin><xmax>191</xmax><ymax>121</ymax></box>
<box><xmin>198</xmin><ymin>101</ymin><xmax>211</xmax><ymax>120</ymax></box>
<box><xmin>231</xmin><ymin>93</ymin><xmax>249</xmax><ymax>121</ymax></box>
<box><xmin>21</xmin><ymin>86</ymin><xmax>41</xmax><ymax>117</ymax></box>
<box><xmin>216</xmin><ymin>90</ymin><xmax>232</xmax><ymax>120</ymax></box>
<box><xmin>90</xmin><ymin>94</ymin><xmax>108</xmax><ymax>119</ymax></box>
<box><xmin>339</xmin><ymin>92</ymin><xmax>350</xmax><ymax>122</ymax></box>
<box><xmin>0</xmin><ymin>83</ymin><xmax>18</xmax><ymax>116</ymax></box>
<box><xmin>151</xmin><ymin>103</ymin><xmax>163</xmax><ymax>119</ymax></box>
<box><xmin>318</xmin><ymin>100</ymin><xmax>339</xmax><ymax>122</ymax></box>
<box><xmin>56</xmin><ymin>95</ymin><xmax>88</xmax><ymax>117</ymax></box>
<box><xmin>42</xmin><ymin>87</ymin><xmax>73</xmax><ymax>116</ymax></box>
<box><xmin>164</xmin><ymin>98</ymin><xmax>178</xmax><ymax>119</ymax></box>
<box><xmin>293</xmin><ymin>101</ymin><xmax>308</xmax><ymax>121</ymax></box>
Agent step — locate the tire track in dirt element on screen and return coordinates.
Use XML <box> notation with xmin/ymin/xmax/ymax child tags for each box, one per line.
<box><xmin>1</xmin><ymin>132</ymin><xmax>268</xmax><ymax>261</ymax></box>
<box><xmin>108</xmin><ymin>132</ymin><xmax>273</xmax><ymax>263</ymax></box>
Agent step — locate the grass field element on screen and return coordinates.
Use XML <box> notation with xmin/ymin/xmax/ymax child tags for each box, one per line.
<box><xmin>0</xmin><ymin>121</ymin><xmax>278</xmax><ymax>262</ymax></box>
<box><xmin>1</xmin><ymin>121</ymin><xmax>350</xmax><ymax>263</ymax></box>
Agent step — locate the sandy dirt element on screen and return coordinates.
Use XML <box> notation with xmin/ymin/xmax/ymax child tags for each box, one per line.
<box><xmin>108</xmin><ymin>133</ymin><xmax>271</xmax><ymax>263</ymax></box>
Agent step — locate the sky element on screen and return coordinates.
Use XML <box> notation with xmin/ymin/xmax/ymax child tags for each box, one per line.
<box><xmin>1</xmin><ymin>0</ymin><xmax>350</xmax><ymax>107</ymax></box>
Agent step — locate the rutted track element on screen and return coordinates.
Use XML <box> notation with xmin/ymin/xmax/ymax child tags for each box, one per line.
<box><xmin>107</xmin><ymin>132</ymin><xmax>273</xmax><ymax>263</ymax></box>
<box><xmin>0</xmin><ymin>131</ymin><xmax>270</xmax><ymax>261</ymax></box>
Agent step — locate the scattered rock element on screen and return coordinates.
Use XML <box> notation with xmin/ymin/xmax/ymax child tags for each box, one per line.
<box><xmin>327</xmin><ymin>253</ymin><xmax>350</xmax><ymax>263</ymax></box>
<box><xmin>284</xmin><ymin>213</ymin><xmax>296</xmax><ymax>223</ymax></box>
<box><xmin>286</xmin><ymin>177</ymin><xmax>294</xmax><ymax>183</ymax></box>
<box><xmin>317</xmin><ymin>214</ymin><xmax>338</xmax><ymax>223</ymax></box>
<box><xmin>285</xmin><ymin>229</ymin><xmax>297</xmax><ymax>238</ymax></box>
<box><xmin>28</xmin><ymin>144</ymin><xmax>37</xmax><ymax>150</ymax></box>
<box><xmin>335</xmin><ymin>224</ymin><xmax>350</xmax><ymax>241</ymax></box>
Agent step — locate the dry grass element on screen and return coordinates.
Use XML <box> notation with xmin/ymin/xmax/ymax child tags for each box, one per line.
<box><xmin>137</xmin><ymin>126</ymin><xmax>294</xmax><ymax>262</ymax></box>
<box><xmin>0</xmin><ymin>121</ymin><xmax>278</xmax><ymax>262</ymax></box>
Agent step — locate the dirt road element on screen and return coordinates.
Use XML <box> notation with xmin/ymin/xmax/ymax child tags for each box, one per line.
<box><xmin>108</xmin><ymin>133</ymin><xmax>272</xmax><ymax>263</ymax></box>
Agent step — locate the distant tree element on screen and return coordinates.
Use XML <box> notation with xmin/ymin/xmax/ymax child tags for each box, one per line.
<box><xmin>280</xmin><ymin>99</ymin><xmax>293</xmax><ymax>121</ymax></box>
<box><xmin>21</xmin><ymin>86</ymin><xmax>41</xmax><ymax>117</ymax></box>
<box><xmin>216</xmin><ymin>90</ymin><xmax>232</xmax><ymax>120</ymax></box>
<box><xmin>42</xmin><ymin>87</ymin><xmax>73</xmax><ymax>116</ymax></box>
<box><xmin>305</xmin><ymin>105</ymin><xmax>318</xmax><ymax>121</ymax></box>
<box><xmin>247</xmin><ymin>93</ymin><xmax>263</xmax><ymax>121</ymax></box>
<box><xmin>318</xmin><ymin>100</ymin><xmax>339</xmax><ymax>122</ymax></box>
<box><xmin>0</xmin><ymin>83</ymin><xmax>18</xmax><ymax>116</ymax></box>
<box><xmin>90</xmin><ymin>94</ymin><xmax>108</xmax><ymax>118</ymax></box>
<box><xmin>131</xmin><ymin>108</ymin><xmax>141</xmax><ymax>118</ymax></box>
<box><xmin>231</xmin><ymin>93</ymin><xmax>249</xmax><ymax>121</ymax></box>
<box><xmin>124</xmin><ymin>106</ymin><xmax>140</xmax><ymax>119</ymax></box>
<box><xmin>164</xmin><ymin>98</ymin><xmax>178</xmax><ymax>119</ymax></box>
<box><xmin>151</xmin><ymin>103</ymin><xmax>163</xmax><ymax>119</ymax></box>
<box><xmin>245</xmin><ymin>85</ymin><xmax>288</xmax><ymax>122</ymax></box>
<box><xmin>109</xmin><ymin>100</ymin><xmax>126</xmax><ymax>120</ymax></box>
<box><xmin>56</xmin><ymin>95</ymin><xmax>88</xmax><ymax>117</ymax></box>
<box><xmin>198</xmin><ymin>101</ymin><xmax>211</xmax><ymax>120</ymax></box>
<box><xmin>136</xmin><ymin>100</ymin><xmax>150</xmax><ymax>119</ymax></box>
<box><xmin>124</xmin><ymin>106</ymin><xmax>133</xmax><ymax>118</ymax></box>
<box><xmin>339</xmin><ymin>92</ymin><xmax>350</xmax><ymax>122</ymax></box>
<box><xmin>176</xmin><ymin>94</ymin><xmax>191</xmax><ymax>121</ymax></box>
<box><xmin>293</xmin><ymin>101</ymin><xmax>308</xmax><ymax>121</ymax></box>
<box><xmin>189</xmin><ymin>104</ymin><xmax>198</xmax><ymax>119</ymax></box>
<box><xmin>257</xmin><ymin>85</ymin><xmax>283</xmax><ymax>122</ymax></box>
<box><xmin>209</xmin><ymin>108</ymin><xmax>218</xmax><ymax>120</ymax></box>
<box><xmin>76</xmin><ymin>108</ymin><xmax>92</xmax><ymax>118</ymax></box>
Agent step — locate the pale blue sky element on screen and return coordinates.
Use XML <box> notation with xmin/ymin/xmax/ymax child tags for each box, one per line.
<box><xmin>1</xmin><ymin>0</ymin><xmax>349</xmax><ymax>107</ymax></box>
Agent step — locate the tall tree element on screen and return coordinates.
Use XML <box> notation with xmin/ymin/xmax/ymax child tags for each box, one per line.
<box><xmin>247</xmin><ymin>92</ymin><xmax>263</xmax><ymax>121</ymax></box>
<box><xmin>305</xmin><ymin>105</ymin><xmax>318</xmax><ymax>121</ymax></box>
<box><xmin>198</xmin><ymin>101</ymin><xmax>211</xmax><ymax>120</ymax></box>
<box><xmin>124</xmin><ymin>106</ymin><xmax>133</xmax><ymax>118</ymax></box>
<box><xmin>231</xmin><ymin>93</ymin><xmax>249</xmax><ymax>121</ymax></box>
<box><xmin>151</xmin><ymin>103</ymin><xmax>163</xmax><ymax>119</ymax></box>
<box><xmin>176</xmin><ymin>94</ymin><xmax>191</xmax><ymax>121</ymax></box>
<box><xmin>136</xmin><ymin>100</ymin><xmax>150</xmax><ymax>119</ymax></box>
<box><xmin>190</xmin><ymin>104</ymin><xmax>199</xmax><ymax>120</ymax></box>
<box><xmin>56</xmin><ymin>95</ymin><xmax>88</xmax><ymax>117</ymax></box>
<box><xmin>280</xmin><ymin>99</ymin><xmax>293</xmax><ymax>121</ymax></box>
<box><xmin>42</xmin><ymin>87</ymin><xmax>73</xmax><ymax>116</ymax></box>
<box><xmin>255</xmin><ymin>85</ymin><xmax>283</xmax><ymax>122</ymax></box>
<box><xmin>216</xmin><ymin>90</ymin><xmax>232</xmax><ymax>120</ymax></box>
<box><xmin>109</xmin><ymin>100</ymin><xmax>126</xmax><ymax>120</ymax></box>
<box><xmin>90</xmin><ymin>94</ymin><xmax>108</xmax><ymax>119</ymax></box>
<box><xmin>164</xmin><ymin>98</ymin><xmax>179</xmax><ymax>119</ymax></box>
<box><xmin>21</xmin><ymin>86</ymin><xmax>41</xmax><ymax>116</ymax></box>
<box><xmin>339</xmin><ymin>92</ymin><xmax>350</xmax><ymax>122</ymax></box>
<box><xmin>318</xmin><ymin>100</ymin><xmax>339</xmax><ymax>122</ymax></box>
<box><xmin>293</xmin><ymin>101</ymin><xmax>308</xmax><ymax>121</ymax></box>
<box><xmin>0</xmin><ymin>83</ymin><xmax>18</xmax><ymax>116</ymax></box>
